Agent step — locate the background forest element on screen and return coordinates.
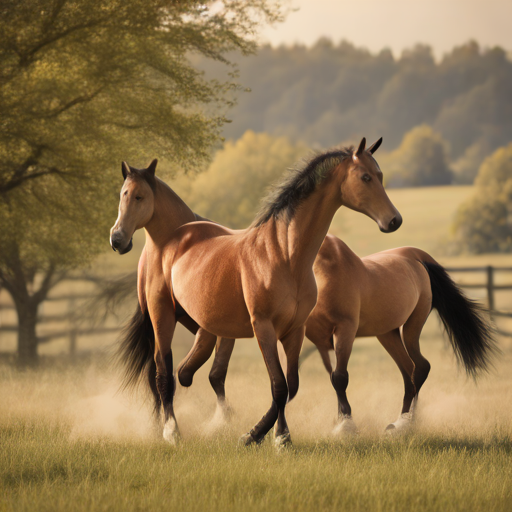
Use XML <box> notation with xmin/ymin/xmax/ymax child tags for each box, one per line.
<box><xmin>196</xmin><ymin>39</ymin><xmax>512</xmax><ymax>185</ymax></box>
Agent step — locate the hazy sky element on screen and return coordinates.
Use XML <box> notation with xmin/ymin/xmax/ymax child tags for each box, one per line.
<box><xmin>261</xmin><ymin>0</ymin><xmax>512</xmax><ymax>58</ymax></box>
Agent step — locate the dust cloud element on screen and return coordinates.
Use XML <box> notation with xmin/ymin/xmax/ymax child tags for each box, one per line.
<box><xmin>1</xmin><ymin>320</ymin><xmax>511</xmax><ymax>444</ymax></box>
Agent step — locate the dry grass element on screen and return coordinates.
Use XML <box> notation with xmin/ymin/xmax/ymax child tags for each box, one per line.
<box><xmin>2</xmin><ymin>183</ymin><xmax>512</xmax><ymax>511</ymax></box>
<box><xmin>1</xmin><ymin>317</ymin><xmax>512</xmax><ymax>512</ymax></box>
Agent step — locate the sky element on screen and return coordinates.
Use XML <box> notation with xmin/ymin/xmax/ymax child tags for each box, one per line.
<box><xmin>260</xmin><ymin>0</ymin><xmax>512</xmax><ymax>58</ymax></box>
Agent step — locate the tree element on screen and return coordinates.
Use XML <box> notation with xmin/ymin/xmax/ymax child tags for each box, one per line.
<box><xmin>0</xmin><ymin>0</ymin><xmax>281</xmax><ymax>364</ymax></box>
<box><xmin>383</xmin><ymin>125</ymin><xmax>453</xmax><ymax>187</ymax></box>
<box><xmin>453</xmin><ymin>143</ymin><xmax>512</xmax><ymax>253</ymax></box>
<box><xmin>182</xmin><ymin>130</ymin><xmax>308</xmax><ymax>228</ymax></box>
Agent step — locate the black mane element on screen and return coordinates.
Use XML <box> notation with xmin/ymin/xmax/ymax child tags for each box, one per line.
<box><xmin>252</xmin><ymin>147</ymin><xmax>353</xmax><ymax>227</ymax></box>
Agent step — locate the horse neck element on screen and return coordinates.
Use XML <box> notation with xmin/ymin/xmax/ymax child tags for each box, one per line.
<box><xmin>274</xmin><ymin>168</ymin><xmax>345</xmax><ymax>275</ymax></box>
<box><xmin>144</xmin><ymin>178</ymin><xmax>196</xmax><ymax>250</ymax></box>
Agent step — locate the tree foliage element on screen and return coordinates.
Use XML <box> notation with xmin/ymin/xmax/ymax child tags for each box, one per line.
<box><xmin>0</xmin><ymin>0</ymin><xmax>281</xmax><ymax>363</ymax></box>
<box><xmin>382</xmin><ymin>125</ymin><xmax>452</xmax><ymax>187</ymax></box>
<box><xmin>181</xmin><ymin>130</ymin><xmax>308</xmax><ymax>228</ymax></box>
<box><xmin>453</xmin><ymin>144</ymin><xmax>512</xmax><ymax>253</ymax></box>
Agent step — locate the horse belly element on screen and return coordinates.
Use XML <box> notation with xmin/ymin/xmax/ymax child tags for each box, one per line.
<box><xmin>357</xmin><ymin>287</ymin><xmax>418</xmax><ymax>337</ymax></box>
<box><xmin>171</xmin><ymin>253</ymin><xmax>254</xmax><ymax>339</ymax></box>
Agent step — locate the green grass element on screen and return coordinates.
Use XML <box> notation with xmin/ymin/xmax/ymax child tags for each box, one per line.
<box><xmin>2</xmin><ymin>318</ymin><xmax>512</xmax><ymax>512</ymax></box>
<box><xmin>2</xmin><ymin>183</ymin><xmax>512</xmax><ymax>511</ymax></box>
<box><xmin>2</xmin><ymin>420</ymin><xmax>512</xmax><ymax>512</ymax></box>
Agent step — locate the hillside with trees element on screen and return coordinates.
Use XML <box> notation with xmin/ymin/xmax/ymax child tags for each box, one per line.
<box><xmin>454</xmin><ymin>143</ymin><xmax>512</xmax><ymax>253</ymax></box>
<box><xmin>196</xmin><ymin>40</ymin><xmax>512</xmax><ymax>184</ymax></box>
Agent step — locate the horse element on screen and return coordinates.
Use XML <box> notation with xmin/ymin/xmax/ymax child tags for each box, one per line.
<box><xmin>110</xmin><ymin>137</ymin><xmax>402</xmax><ymax>446</ymax></box>
<box><xmin>205</xmin><ymin>241</ymin><xmax>498</xmax><ymax>434</ymax></box>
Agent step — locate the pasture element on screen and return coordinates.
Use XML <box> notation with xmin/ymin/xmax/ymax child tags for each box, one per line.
<box><xmin>1</xmin><ymin>317</ymin><xmax>512</xmax><ymax>512</ymax></box>
<box><xmin>1</xmin><ymin>184</ymin><xmax>512</xmax><ymax>511</ymax></box>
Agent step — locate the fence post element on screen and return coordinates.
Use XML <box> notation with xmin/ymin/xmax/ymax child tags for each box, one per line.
<box><xmin>486</xmin><ymin>266</ymin><xmax>494</xmax><ymax>317</ymax></box>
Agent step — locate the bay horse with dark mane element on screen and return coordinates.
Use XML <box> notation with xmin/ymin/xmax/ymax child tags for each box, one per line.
<box><xmin>205</xmin><ymin>241</ymin><xmax>498</xmax><ymax>434</ymax></box>
<box><xmin>110</xmin><ymin>138</ymin><xmax>401</xmax><ymax>446</ymax></box>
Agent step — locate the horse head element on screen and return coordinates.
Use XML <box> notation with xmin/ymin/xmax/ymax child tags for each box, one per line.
<box><xmin>340</xmin><ymin>137</ymin><xmax>402</xmax><ymax>233</ymax></box>
<box><xmin>110</xmin><ymin>159</ymin><xmax>158</xmax><ymax>254</ymax></box>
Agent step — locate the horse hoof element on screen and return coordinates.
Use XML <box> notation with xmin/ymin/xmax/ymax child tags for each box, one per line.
<box><xmin>239</xmin><ymin>432</ymin><xmax>258</xmax><ymax>447</ymax></box>
<box><xmin>163</xmin><ymin>419</ymin><xmax>180</xmax><ymax>445</ymax></box>
<box><xmin>274</xmin><ymin>433</ymin><xmax>292</xmax><ymax>451</ymax></box>
<box><xmin>385</xmin><ymin>413</ymin><xmax>413</xmax><ymax>434</ymax></box>
<box><xmin>332</xmin><ymin>416</ymin><xmax>358</xmax><ymax>437</ymax></box>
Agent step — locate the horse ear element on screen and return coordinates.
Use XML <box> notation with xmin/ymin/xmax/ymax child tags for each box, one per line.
<box><xmin>121</xmin><ymin>162</ymin><xmax>130</xmax><ymax>180</ymax></box>
<box><xmin>353</xmin><ymin>137</ymin><xmax>366</xmax><ymax>162</ymax></box>
<box><xmin>146</xmin><ymin>159</ymin><xmax>158</xmax><ymax>177</ymax></box>
<box><xmin>368</xmin><ymin>137</ymin><xmax>383</xmax><ymax>155</ymax></box>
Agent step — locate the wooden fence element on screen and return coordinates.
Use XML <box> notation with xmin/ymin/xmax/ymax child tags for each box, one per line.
<box><xmin>445</xmin><ymin>266</ymin><xmax>512</xmax><ymax>337</ymax></box>
<box><xmin>1</xmin><ymin>266</ymin><xmax>512</xmax><ymax>357</ymax></box>
<box><xmin>0</xmin><ymin>274</ymin><xmax>121</xmax><ymax>356</ymax></box>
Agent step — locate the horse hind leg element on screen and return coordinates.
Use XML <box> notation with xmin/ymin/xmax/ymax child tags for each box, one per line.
<box><xmin>331</xmin><ymin>321</ymin><xmax>358</xmax><ymax>436</ymax></box>
<box><xmin>376</xmin><ymin>329</ymin><xmax>416</xmax><ymax>432</ymax></box>
<box><xmin>208</xmin><ymin>337</ymin><xmax>236</xmax><ymax>426</ymax></box>
<box><xmin>402</xmin><ymin>299</ymin><xmax>431</xmax><ymax>401</ymax></box>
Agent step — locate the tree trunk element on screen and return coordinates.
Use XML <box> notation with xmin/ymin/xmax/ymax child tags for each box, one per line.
<box><xmin>15</xmin><ymin>298</ymin><xmax>39</xmax><ymax>366</ymax></box>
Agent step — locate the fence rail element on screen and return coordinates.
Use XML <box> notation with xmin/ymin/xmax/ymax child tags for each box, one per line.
<box><xmin>445</xmin><ymin>266</ymin><xmax>512</xmax><ymax>335</ymax></box>
<box><xmin>1</xmin><ymin>266</ymin><xmax>512</xmax><ymax>357</ymax></box>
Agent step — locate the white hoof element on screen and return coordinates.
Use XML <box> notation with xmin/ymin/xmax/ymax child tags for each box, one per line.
<box><xmin>385</xmin><ymin>412</ymin><xmax>413</xmax><ymax>433</ymax></box>
<box><xmin>163</xmin><ymin>418</ymin><xmax>180</xmax><ymax>445</ymax></box>
<box><xmin>274</xmin><ymin>432</ymin><xmax>292</xmax><ymax>451</ymax></box>
<box><xmin>333</xmin><ymin>415</ymin><xmax>358</xmax><ymax>436</ymax></box>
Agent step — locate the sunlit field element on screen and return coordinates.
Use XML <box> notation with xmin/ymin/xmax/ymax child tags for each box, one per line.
<box><xmin>1</xmin><ymin>184</ymin><xmax>512</xmax><ymax>512</ymax></box>
<box><xmin>2</xmin><ymin>315</ymin><xmax>512</xmax><ymax>512</ymax></box>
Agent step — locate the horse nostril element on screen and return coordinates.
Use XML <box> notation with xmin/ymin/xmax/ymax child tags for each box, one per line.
<box><xmin>387</xmin><ymin>215</ymin><xmax>402</xmax><ymax>232</ymax></box>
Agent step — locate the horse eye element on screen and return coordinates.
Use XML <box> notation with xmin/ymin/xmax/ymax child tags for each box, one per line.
<box><xmin>362</xmin><ymin>174</ymin><xmax>372</xmax><ymax>182</ymax></box>
<box><xmin>135</xmin><ymin>196</ymin><xmax>142</xmax><ymax>201</ymax></box>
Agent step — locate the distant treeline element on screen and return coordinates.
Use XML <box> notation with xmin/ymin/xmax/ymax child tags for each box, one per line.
<box><xmin>196</xmin><ymin>39</ymin><xmax>512</xmax><ymax>183</ymax></box>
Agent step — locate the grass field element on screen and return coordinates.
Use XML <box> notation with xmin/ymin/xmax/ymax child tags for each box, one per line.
<box><xmin>2</xmin><ymin>315</ymin><xmax>512</xmax><ymax>512</ymax></box>
<box><xmin>2</xmin><ymin>183</ymin><xmax>512</xmax><ymax>511</ymax></box>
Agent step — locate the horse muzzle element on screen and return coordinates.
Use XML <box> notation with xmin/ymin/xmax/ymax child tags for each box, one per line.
<box><xmin>110</xmin><ymin>232</ymin><xmax>133</xmax><ymax>254</ymax></box>
<box><xmin>379</xmin><ymin>213</ymin><xmax>403</xmax><ymax>233</ymax></box>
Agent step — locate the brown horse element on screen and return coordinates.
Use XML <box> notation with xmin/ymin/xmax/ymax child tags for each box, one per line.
<box><xmin>111</xmin><ymin>138</ymin><xmax>402</xmax><ymax>446</ymax></box>
<box><xmin>204</xmin><ymin>241</ymin><xmax>498</xmax><ymax>434</ymax></box>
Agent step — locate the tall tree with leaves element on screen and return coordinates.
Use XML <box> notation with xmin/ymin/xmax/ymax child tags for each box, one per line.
<box><xmin>0</xmin><ymin>0</ymin><xmax>281</xmax><ymax>364</ymax></box>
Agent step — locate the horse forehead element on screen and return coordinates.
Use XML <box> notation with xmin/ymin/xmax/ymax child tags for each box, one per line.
<box><xmin>123</xmin><ymin>176</ymin><xmax>150</xmax><ymax>194</ymax></box>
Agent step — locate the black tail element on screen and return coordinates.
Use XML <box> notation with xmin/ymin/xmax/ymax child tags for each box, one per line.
<box><xmin>423</xmin><ymin>262</ymin><xmax>499</xmax><ymax>378</ymax></box>
<box><xmin>115</xmin><ymin>304</ymin><xmax>160</xmax><ymax>416</ymax></box>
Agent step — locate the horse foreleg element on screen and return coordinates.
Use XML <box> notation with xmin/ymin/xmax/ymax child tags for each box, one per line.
<box><xmin>209</xmin><ymin>338</ymin><xmax>235</xmax><ymax>421</ymax></box>
<box><xmin>272</xmin><ymin>326</ymin><xmax>305</xmax><ymax>448</ymax></box>
<box><xmin>177</xmin><ymin>328</ymin><xmax>217</xmax><ymax>387</ymax></box>
<box><xmin>240</xmin><ymin>319</ymin><xmax>288</xmax><ymax>448</ymax></box>
<box><xmin>149</xmin><ymin>298</ymin><xmax>179</xmax><ymax>445</ymax></box>
<box><xmin>331</xmin><ymin>322</ymin><xmax>358</xmax><ymax>436</ymax></box>
<box><xmin>377</xmin><ymin>329</ymin><xmax>416</xmax><ymax>432</ymax></box>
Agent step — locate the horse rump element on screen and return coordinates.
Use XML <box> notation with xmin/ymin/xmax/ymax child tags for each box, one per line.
<box><xmin>422</xmin><ymin>261</ymin><xmax>499</xmax><ymax>378</ymax></box>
